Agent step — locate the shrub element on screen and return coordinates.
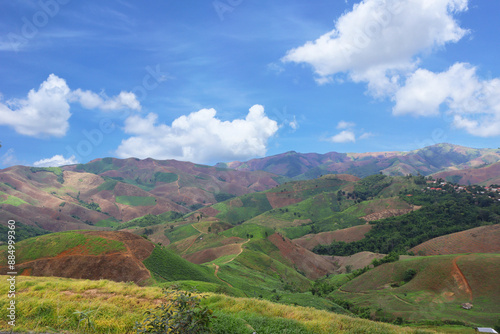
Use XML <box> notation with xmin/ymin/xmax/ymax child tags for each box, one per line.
<box><xmin>135</xmin><ymin>289</ymin><xmax>213</xmax><ymax>334</ymax></box>
<box><xmin>403</xmin><ymin>269</ymin><xmax>417</xmax><ymax>282</ymax></box>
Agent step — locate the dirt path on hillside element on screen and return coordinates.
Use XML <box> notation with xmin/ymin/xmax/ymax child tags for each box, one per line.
<box><xmin>337</xmin><ymin>288</ymin><xmax>368</xmax><ymax>295</ymax></box>
<box><xmin>392</xmin><ymin>294</ymin><xmax>414</xmax><ymax>306</ymax></box>
<box><xmin>452</xmin><ymin>256</ymin><xmax>473</xmax><ymax>301</ymax></box>
<box><xmin>213</xmin><ymin>264</ymin><xmax>233</xmax><ymax>288</ymax></box>
<box><xmin>183</xmin><ymin>234</ymin><xmax>203</xmax><ymax>253</ymax></box>
<box><xmin>223</xmin><ymin>239</ymin><xmax>250</xmax><ymax>264</ymax></box>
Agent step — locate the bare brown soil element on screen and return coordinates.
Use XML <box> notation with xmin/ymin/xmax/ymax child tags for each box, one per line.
<box><xmin>294</xmin><ymin>225</ymin><xmax>372</xmax><ymax>250</ymax></box>
<box><xmin>451</xmin><ymin>256</ymin><xmax>473</xmax><ymax>301</ymax></box>
<box><xmin>266</xmin><ymin>192</ymin><xmax>302</xmax><ymax>209</ymax></box>
<box><xmin>409</xmin><ymin>224</ymin><xmax>500</xmax><ymax>255</ymax></box>
<box><xmin>2</xmin><ymin>231</ymin><xmax>154</xmax><ymax>284</ymax></box>
<box><xmin>268</xmin><ymin>233</ymin><xmax>336</xmax><ymax>279</ymax></box>
<box><xmin>326</xmin><ymin>251</ymin><xmax>386</xmax><ymax>274</ymax></box>
<box><xmin>433</xmin><ymin>161</ymin><xmax>500</xmax><ymax>186</ymax></box>
<box><xmin>185</xmin><ymin>243</ymin><xmax>242</xmax><ymax>264</ymax></box>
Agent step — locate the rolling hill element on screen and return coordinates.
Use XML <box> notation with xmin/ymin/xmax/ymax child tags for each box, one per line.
<box><xmin>218</xmin><ymin>143</ymin><xmax>500</xmax><ymax>179</ymax></box>
<box><xmin>409</xmin><ymin>224</ymin><xmax>500</xmax><ymax>256</ymax></box>
<box><xmin>332</xmin><ymin>254</ymin><xmax>500</xmax><ymax>327</ymax></box>
<box><xmin>432</xmin><ymin>161</ymin><xmax>500</xmax><ymax>186</ymax></box>
<box><xmin>0</xmin><ymin>158</ymin><xmax>280</xmax><ymax>234</ymax></box>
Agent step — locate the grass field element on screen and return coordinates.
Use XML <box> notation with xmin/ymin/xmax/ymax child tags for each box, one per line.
<box><xmin>0</xmin><ymin>231</ymin><xmax>126</xmax><ymax>265</ymax></box>
<box><xmin>0</xmin><ymin>275</ymin><xmax>440</xmax><ymax>333</ymax></box>
<box><xmin>143</xmin><ymin>245</ymin><xmax>217</xmax><ymax>284</ymax></box>
<box><xmin>0</xmin><ymin>191</ymin><xmax>28</xmax><ymax>206</ymax></box>
<box><xmin>115</xmin><ymin>195</ymin><xmax>156</xmax><ymax>206</ymax></box>
<box><xmin>164</xmin><ymin>223</ymin><xmax>200</xmax><ymax>243</ymax></box>
<box><xmin>332</xmin><ymin>254</ymin><xmax>500</xmax><ymax>328</ymax></box>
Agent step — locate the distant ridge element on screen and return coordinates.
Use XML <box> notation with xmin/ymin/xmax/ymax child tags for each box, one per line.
<box><xmin>217</xmin><ymin>143</ymin><xmax>500</xmax><ymax>179</ymax></box>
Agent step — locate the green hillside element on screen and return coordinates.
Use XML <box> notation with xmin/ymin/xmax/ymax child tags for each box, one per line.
<box><xmin>331</xmin><ymin>254</ymin><xmax>500</xmax><ymax>327</ymax></box>
<box><xmin>143</xmin><ymin>245</ymin><xmax>218</xmax><ymax>284</ymax></box>
<box><xmin>0</xmin><ymin>231</ymin><xmax>125</xmax><ymax>266</ymax></box>
<box><xmin>0</xmin><ymin>275</ymin><xmax>437</xmax><ymax>333</ymax></box>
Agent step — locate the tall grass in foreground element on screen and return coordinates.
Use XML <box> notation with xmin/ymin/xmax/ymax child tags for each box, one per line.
<box><xmin>0</xmin><ymin>276</ymin><xmax>439</xmax><ymax>333</ymax></box>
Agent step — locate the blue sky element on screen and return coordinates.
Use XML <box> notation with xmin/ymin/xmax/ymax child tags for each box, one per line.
<box><xmin>0</xmin><ymin>0</ymin><xmax>499</xmax><ymax>167</ymax></box>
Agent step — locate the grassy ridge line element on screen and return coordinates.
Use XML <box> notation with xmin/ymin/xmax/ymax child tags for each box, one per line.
<box><xmin>0</xmin><ymin>276</ymin><xmax>439</xmax><ymax>333</ymax></box>
<box><xmin>0</xmin><ymin>231</ymin><xmax>126</xmax><ymax>266</ymax></box>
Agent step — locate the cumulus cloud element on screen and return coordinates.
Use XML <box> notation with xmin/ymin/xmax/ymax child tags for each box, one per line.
<box><xmin>282</xmin><ymin>0</ymin><xmax>468</xmax><ymax>95</ymax></box>
<box><xmin>394</xmin><ymin>63</ymin><xmax>500</xmax><ymax>136</ymax></box>
<box><xmin>282</xmin><ymin>0</ymin><xmax>500</xmax><ymax>138</ymax></box>
<box><xmin>0</xmin><ymin>74</ymin><xmax>141</xmax><ymax>137</ymax></box>
<box><xmin>70</xmin><ymin>89</ymin><xmax>141</xmax><ymax>111</ymax></box>
<box><xmin>329</xmin><ymin>130</ymin><xmax>356</xmax><ymax>143</ymax></box>
<box><xmin>33</xmin><ymin>155</ymin><xmax>78</xmax><ymax>167</ymax></box>
<box><xmin>116</xmin><ymin>105</ymin><xmax>279</xmax><ymax>163</ymax></box>
<box><xmin>329</xmin><ymin>121</ymin><xmax>374</xmax><ymax>143</ymax></box>
<box><xmin>337</xmin><ymin>120</ymin><xmax>355</xmax><ymax>129</ymax></box>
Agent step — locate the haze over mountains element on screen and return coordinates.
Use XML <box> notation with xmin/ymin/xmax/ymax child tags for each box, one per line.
<box><xmin>218</xmin><ymin>143</ymin><xmax>500</xmax><ymax>179</ymax></box>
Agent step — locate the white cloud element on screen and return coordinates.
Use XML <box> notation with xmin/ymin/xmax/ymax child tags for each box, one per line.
<box><xmin>359</xmin><ymin>132</ymin><xmax>374</xmax><ymax>140</ymax></box>
<box><xmin>282</xmin><ymin>0</ymin><xmax>469</xmax><ymax>96</ymax></box>
<box><xmin>0</xmin><ymin>74</ymin><xmax>71</xmax><ymax>137</ymax></box>
<box><xmin>0</xmin><ymin>74</ymin><xmax>141</xmax><ymax>137</ymax></box>
<box><xmin>329</xmin><ymin>130</ymin><xmax>356</xmax><ymax>143</ymax></box>
<box><xmin>0</xmin><ymin>148</ymin><xmax>21</xmax><ymax>167</ymax></box>
<box><xmin>337</xmin><ymin>120</ymin><xmax>355</xmax><ymax>129</ymax></box>
<box><xmin>289</xmin><ymin>115</ymin><xmax>299</xmax><ymax>130</ymax></box>
<box><xmin>116</xmin><ymin>105</ymin><xmax>279</xmax><ymax>163</ymax></box>
<box><xmin>394</xmin><ymin>62</ymin><xmax>500</xmax><ymax>137</ymax></box>
<box><xmin>70</xmin><ymin>89</ymin><xmax>141</xmax><ymax>111</ymax></box>
<box><xmin>33</xmin><ymin>155</ymin><xmax>78</xmax><ymax>167</ymax></box>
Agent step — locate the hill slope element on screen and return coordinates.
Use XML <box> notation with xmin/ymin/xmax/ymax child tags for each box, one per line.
<box><xmin>0</xmin><ymin>158</ymin><xmax>279</xmax><ymax>233</ymax></box>
<box><xmin>0</xmin><ymin>230</ymin><xmax>154</xmax><ymax>283</ymax></box>
<box><xmin>409</xmin><ymin>224</ymin><xmax>500</xmax><ymax>256</ymax></box>
<box><xmin>432</xmin><ymin>161</ymin><xmax>500</xmax><ymax>186</ymax></box>
<box><xmin>333</xmin><ymin>254</ymin><xmax>500</xmax><ymax>327</ymax></box>
<box><xmin>0</xmin><ymin>275</ymin><xmax>437</xmax><ymax>333</ymax></box>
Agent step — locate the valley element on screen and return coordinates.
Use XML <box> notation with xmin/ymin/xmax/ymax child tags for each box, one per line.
<box><xmin>0</xmin><ymin>143</ymin><xmax>499</xmax><ymax>333</ymax></box>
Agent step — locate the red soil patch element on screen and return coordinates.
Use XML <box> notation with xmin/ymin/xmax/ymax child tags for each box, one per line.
<box><xmin>2</xmin><ymin>231</ymin><xmax>155</xmax><ymax>284</ymax></box>
<box><xmin>268</xmin><ymin>233</ymin><xmax>336</xmax><ymax>279</ymax></box>
<box><xmin>451</xmin><ymin>256</ymin><xmax>473</xmax><ymax>301</ymax></box>
<box><xmin>409</xmin><ymin>224</ymin><xmax>500</xmax><ymax>255</ymax></box>
<box><xmin>20</xmin><ymin>267</ymin><xmax>32</xmax><ymax>276</ymax></box>
<box><xmin>294</xmin><ymin>225</ymin><xmax>372</xmax><ymax>250</ymax></box>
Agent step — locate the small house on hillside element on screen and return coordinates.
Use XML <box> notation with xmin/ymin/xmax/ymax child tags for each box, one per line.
<box><xmin>475</xmin><ymin>328</ymin><xmax>498</xmax><ymax>333</ymax></box>
<box><xmin>462</xmin><ymin>302</ymin><xmax>473</xmax><ymax>310</ymax></box>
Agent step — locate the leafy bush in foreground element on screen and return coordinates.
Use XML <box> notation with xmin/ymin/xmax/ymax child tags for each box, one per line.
<box><xmin>135</xmin><ymin>289</ymin><xmax>213</xmax><ymax>334</ymax></box>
